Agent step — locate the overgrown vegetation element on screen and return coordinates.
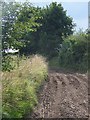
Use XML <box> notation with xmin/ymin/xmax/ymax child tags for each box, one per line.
<box><xmin>2</xmin><ymin>2</ymin><xmax>75</xmax><ymax>58</ymax></box>
<box><xmin>58</xmin><ymin>31</ymin><xmax>88</xmax><ymax>72</ymax></box>
<box><xmin>48</xmin><ymin>31</ymin><xmax>88</xmax><ymax>72</ymax></box>
<box><xmin>1</xmin><ymin>1</ymin><xmax>88</xmax><ymax>118</ymax></box>
<box><xmin>2</xmin><ymin>55</ymin><xmax>48</xmax><ymax>118</ymax></box>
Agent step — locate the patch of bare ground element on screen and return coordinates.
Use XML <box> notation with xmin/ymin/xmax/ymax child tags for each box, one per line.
<box><xmin>27</xmin><ymin>69</ymin><xmax>89</xmax><ymax>119</ymax></box>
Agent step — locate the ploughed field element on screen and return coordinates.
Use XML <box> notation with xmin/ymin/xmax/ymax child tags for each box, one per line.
<box><xmin>28</xmin><ymin>69</ymin><xmax>88</xmax><ymax>118</ymax></box>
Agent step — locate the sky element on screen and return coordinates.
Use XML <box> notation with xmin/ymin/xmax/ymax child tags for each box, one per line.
<box><xmin>32</xmin><ymin>2</ymin><xmax>88</xmax><ymax>31</ymax></box>
<box><xmin>6</xmin><ymin>0</ymin><xmax>88</xmax><ymax>31</ymax></box>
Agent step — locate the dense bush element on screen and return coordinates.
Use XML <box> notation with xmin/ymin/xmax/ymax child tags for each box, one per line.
<box><xmin>2</xmin><ymin>55</ymin><xmax>48</xmax><ymax>118</ymax></box>
<box><xmin>2</xmin><ymin>54</ymin><xmax>19</xmax><ymax>72</ymax></box>
<box><xmin>59</xmin><ymin>32</ymin><xmax>88</xmax><ymax>71</ymax></box>
<box><xmin>2</xmin><ymin>55</ymin><xmax>15</xmax><ymax>72</ymax></box>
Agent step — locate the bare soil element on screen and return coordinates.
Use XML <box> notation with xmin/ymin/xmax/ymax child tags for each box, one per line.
<box><xmin>28</xmin><ymin>69</ymin><xmax>89</xmax><ymax>118</ymax></box>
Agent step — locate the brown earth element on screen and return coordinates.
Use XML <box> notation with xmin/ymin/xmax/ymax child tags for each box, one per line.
<box><xmin>28</xmin><ymin>69</ymin><xmax>89</xmax><ymax>119</ymax></box>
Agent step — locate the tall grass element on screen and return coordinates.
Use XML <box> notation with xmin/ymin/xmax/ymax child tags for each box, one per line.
<box><xmin>2</xmin><ymin>54</ymin><xmax>48</xmax><ymax>118</ymax></box>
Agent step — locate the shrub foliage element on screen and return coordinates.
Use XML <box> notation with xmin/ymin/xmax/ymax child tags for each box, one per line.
<box><xmin>59</xmin><ymin>32</ymin><xmax>88</xmax><ymax>71</ymax></box>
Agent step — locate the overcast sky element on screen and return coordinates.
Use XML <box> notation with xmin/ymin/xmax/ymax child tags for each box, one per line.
<box><xmin>6</xmin><ymin>0</ymin><xmax>88</xmax><ymax>31</ymax></box>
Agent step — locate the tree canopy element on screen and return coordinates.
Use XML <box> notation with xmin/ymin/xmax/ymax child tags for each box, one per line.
<box><xmin>37</xmin><ymin>2</ymin><xmax>75</xmax><ymax>58</ymax></box>
<box><xmin>2</xmin><ymin>2</ymin><xmax>75</xmax><ymax>58</ymax></box>
<box><xmin>2</xmin><ymin>2</ymin><xmax>41</xmax><ymax>51</ymax></box>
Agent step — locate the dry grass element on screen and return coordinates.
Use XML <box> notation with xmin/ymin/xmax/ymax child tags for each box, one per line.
<box><xmin>2</xmin><ymin>54</ymin><xmax>48</xmax><ymax>118</ymax></box>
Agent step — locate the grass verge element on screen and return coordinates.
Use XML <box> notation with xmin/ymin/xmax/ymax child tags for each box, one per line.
<box><xmin>2</xmin><ymin>54</ymin><xmax>48</xmax><ymax>118</ymax></box>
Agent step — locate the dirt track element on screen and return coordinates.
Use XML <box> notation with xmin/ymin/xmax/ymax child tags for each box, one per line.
<box><xmin>28</xmin><ymin>69</ymin><xmax>89</xmax><ymax>118</ymax></box>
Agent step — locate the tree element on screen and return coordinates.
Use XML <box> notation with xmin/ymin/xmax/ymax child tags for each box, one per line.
<box><xmin>2</xmin><ymin>1</ymin><xmax>75</xmax><ymax>58</ymax></box>
<box><xmin>2</xmin><ymin>2</ymin><xmax>42</xmax><ymax>52</ymax></box>
<box><xmin>2</xmin><ymin>2</ymin><xmax>42</xmax><ymax>71</ymax></box>
<box><xmin>2</xmin><ymin>2</ymin><xmax>22</xmax><ymax>52</ymax></box>
<box><xmin>16</xmin><ymin>4</ymin><xmax>42</xmax><ymax>55</ymax></box>
<box><xmin>35</xmin><ymin>2</ymin><xmax>75</xmax><ymax>58</ymax></box>
<box><xmin>2</xmin><ymin>2</ymin><xmax>22</xmax><ymax>71</ymax></box>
